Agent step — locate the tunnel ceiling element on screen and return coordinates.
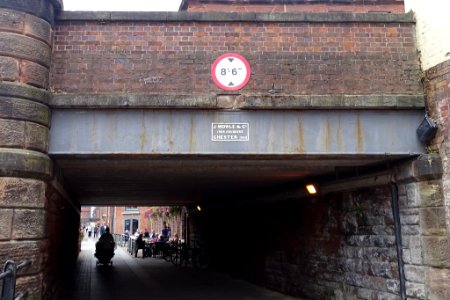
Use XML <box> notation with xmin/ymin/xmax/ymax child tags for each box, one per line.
<box><xmin>53</xmin><ymin>154</ymin><xmax>408</xmax><ymax>206</ymax></box>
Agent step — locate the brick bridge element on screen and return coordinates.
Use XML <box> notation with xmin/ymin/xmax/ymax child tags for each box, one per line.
<box><xmin>0</xmin><ymin>0</ymin><xmax>449</xmax><ymax>299</ymax></box>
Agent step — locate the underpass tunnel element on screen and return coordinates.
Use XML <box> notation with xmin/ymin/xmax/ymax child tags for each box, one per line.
<box><xmin>53</xmin><ymin>153</ymin><xmax>442</xmax><ymax>299</ymax></box>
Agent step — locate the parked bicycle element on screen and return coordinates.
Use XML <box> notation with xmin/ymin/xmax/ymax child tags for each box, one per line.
<box><xmin>171</xmin><ymin>240</ymin><xmax>209</xmax><ymax>269</ymax></box>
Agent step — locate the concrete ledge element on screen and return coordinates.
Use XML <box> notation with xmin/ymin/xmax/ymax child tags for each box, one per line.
<box><xmin>0</xmin><ymin>148</ymin><xmax>52</xmax><ymax>180</ymax></box>
<box><xmin>50</xmin><ymin>93</ymin><xmax>425</xmax><ymax>110</ymax></box>
<box><xmin>0</xmin><ymin>82</ymin><xmax>50</xmax><ymax>104</ymax></box>
<box><xmin>57</xmin><ymin>11</ymin><xmax>415</xmax><ymax>23</ymax></box>
<box><xmin>50</xmin><ymin>93</ymin><xmax>217</xmax><ymax>109</ymax></box>
<box><xmin>241</xmin><ymin>94</ymin><xmax>425</xmax><ymax>110</ymax></box>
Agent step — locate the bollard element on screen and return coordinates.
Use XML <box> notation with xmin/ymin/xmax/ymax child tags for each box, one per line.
<box><xmin>1</xmin><ymin>260</ymin><xmax>17</xmax><ymax>300</ymax></box>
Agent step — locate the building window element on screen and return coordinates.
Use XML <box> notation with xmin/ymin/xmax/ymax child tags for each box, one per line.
<box><xmin>124</xmin><ymin>218</ymin><xmax>139</xmax><ymax>234</ymax></box>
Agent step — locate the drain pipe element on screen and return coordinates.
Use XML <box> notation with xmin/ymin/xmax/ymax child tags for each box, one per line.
<box><xmin>390</xmin><ymin>182</ymin><xmax>407</xmax><ymax>300</ymax></box>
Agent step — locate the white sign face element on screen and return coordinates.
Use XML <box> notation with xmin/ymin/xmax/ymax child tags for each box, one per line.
<box><xmin>211</xmin><ymin>53</ymin><xmax>251</xmax><ymax>91</ymax></box>
<box><xmin>211</xmin><ymin>123</ymin><xmax>249</xmax><ymax>142</ymax></box>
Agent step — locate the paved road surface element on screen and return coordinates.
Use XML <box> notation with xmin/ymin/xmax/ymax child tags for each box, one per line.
<box><xmin>64</xmin><ymin>237</ymin><xmax>300</xmax><ymax>300</ymax></box>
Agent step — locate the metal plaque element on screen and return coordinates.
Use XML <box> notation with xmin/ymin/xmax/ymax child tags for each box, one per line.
<box><xmin>211</xmin><ymin>123</ymin><xmax>249</xmax><ymax>142</ymax></box>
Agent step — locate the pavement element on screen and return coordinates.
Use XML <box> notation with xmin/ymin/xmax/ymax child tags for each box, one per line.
<box><xmin>63</xmin><ymin>237</ymin><xmax>300</xmax><ymax>300</ymax></box>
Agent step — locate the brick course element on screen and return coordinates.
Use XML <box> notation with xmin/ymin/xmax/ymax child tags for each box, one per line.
<box><xmin>183</xmin><ymin>0</ymin><xmax>405</xmax><ymax>13</ymax></box>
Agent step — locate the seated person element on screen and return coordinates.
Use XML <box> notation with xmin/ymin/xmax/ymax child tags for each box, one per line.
<box><xmin>95</xmin><ymin>227</ymin><xmax>115</xmax><ymax>259</ymax></box>
<box><xmin>170</xmin><ymin>233</ymin><xmax>179</xmax><ymax>244</ymax></box>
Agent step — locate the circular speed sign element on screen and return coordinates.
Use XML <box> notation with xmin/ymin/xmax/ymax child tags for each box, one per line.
<box><xmin>211</xmin><ymin>53</ymin><xmax>251</xmax><ymax>91</ymax></box>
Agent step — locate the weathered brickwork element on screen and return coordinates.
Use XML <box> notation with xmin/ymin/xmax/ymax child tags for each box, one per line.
<box><xmin>424</xmin><ymin>60</ymin><xmax>450</xmax><ymax>231</ymax></box>
<box><xmin>51</xmin><ymin>16</ymin><xmax>421</xmax><ymax>96</ymax></box>
<box><xmin>3</xmin><ymin>1</ymin><xmax>449</xmax><ymax>299</ymax></box>
<box><xmin>417</xmin><ymin>60</ymin><xmax>450</xmax><ymax>300</ymax></box>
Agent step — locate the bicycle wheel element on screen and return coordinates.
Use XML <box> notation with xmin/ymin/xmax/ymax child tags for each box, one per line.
<box><xmin>193</xmin><ymin>248</ymin><xmax>209</xmax><ymax>269</ymax></box>
<box><xmin>171</xmin><ymin>252</ymin><xmax>182</xmax><ymax>267</ymax></box>
<box><xmin>163</xmin><ymin>244</ymin><xmax>172</xmax><ymax>262</ymax></box>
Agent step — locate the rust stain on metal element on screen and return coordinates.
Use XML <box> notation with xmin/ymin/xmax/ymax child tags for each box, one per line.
<box><xmin>356</xmin><ymin>113</ymin><xmax>364</xmax><ymax>153</ymax></box>
<box><xmin>336</xmin><ymin>116</ymin><xmax>344</xmax><ymax>152</ymax></box>
<box><xmin>296</xmin><ymin>115</ymin><xmax>305</xmax><ymax>153</ymax></box>
<box><xmin>107</xmin><ymin>112</ymin><xmax>118</xmax><ymax>146</ymax></box>
<box><xmin>324</xmin><ymin>117</ymin><xmax>331</xmax><ymax>152</ymax></box>
<box><xmin>189</xmin><ymin>114</ymin><xmax>196</xmax><ymax>152</ymax></box>
<box><xmin>167</xmin><ymin>111</ymin><xmax>174</xmax><ymax>152</ymax></box>
<box><xmin>90</xmin><ymin>113</ymin><xmax>98</xmax><ymax>151</ymax></box>
<box><xmin>139</xmin><ymin>111</ymin><xmax>147</xmax><ymax>152</ymax></box>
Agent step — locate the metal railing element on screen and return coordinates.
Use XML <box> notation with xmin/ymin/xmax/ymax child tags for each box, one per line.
<box><xmin>0</xmin><ymin>260</ymin><xmax>31</xmax><ymax>300</ymax></box>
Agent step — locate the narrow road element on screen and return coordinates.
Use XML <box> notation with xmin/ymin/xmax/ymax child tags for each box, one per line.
<box><xmin>64</xmin><ymin>237</ymin><xmax>299</xmax><ymax>300</ymax></box>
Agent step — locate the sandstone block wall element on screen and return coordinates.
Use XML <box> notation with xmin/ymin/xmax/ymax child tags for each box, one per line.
<box><xmin>0</xmin><ymin>5</ymin><xmax>54</xmax><ymax>298</ymax></box>
<box><xmin>206</xmin><ymin>185</ymin><xmax>402</xmax><ymax>299</ymax></box>
<box><xmin>201</xmin><ymin>155</ymin><xmax>444</xmax><ymax>299</ymax></box>
<box><xmin>0</xmin><ymin>1</ymin><xmax>78</xmax><ymax>299</ymax></box>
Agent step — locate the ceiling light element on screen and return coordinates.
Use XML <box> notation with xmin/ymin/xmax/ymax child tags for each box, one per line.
<box><xmin>306</xmin><ymin>184</ymin><xmax>317</xmax><ymax>195</ymax></box>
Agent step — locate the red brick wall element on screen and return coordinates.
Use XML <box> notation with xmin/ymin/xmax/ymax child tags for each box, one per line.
<box><xmin>425</xmin><ymin>59</ymin><xmax>450</xmax><ymax>240</ymax></box>
<box><xmin>183</xmin><ymin>0</ymin><xmax>404</xmax><ymax>13</ymax></box>
<box><xmin>112</xmin><ymin>206</ymin><xmax>183</xmax><ymax>238</ymax></box>
<box><xmin>50</xmin><ymin>19</ymin><xmax>421</xmax><ymax>96</ymax></box>
<box><xmin>425</xmin><ymin>60</ymin><xmax>450</xmax><ymax>149</ymax></box>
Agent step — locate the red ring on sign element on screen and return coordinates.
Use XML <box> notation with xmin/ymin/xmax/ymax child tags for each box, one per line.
<box><xmin>211</xmin><ymin>53</ymin><xmax>251</xmax><ymax>91</ymax></box>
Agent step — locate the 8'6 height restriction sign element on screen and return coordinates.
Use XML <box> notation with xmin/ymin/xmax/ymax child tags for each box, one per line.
<box><xmin>211</xmin><ymin>53</ymin><xmax>251</xmax><ymax>91</ymax></box>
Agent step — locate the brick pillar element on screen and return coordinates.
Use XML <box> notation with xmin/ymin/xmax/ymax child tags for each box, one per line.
<box><xmin>422</xmin><ymin>59</ymin><xmax>450</xmax><ymax>300</ymax></box>
<box><xmin>0</xmin><ymin>0</ymin><xmax>62</xmax><ymax>298</ymax></box>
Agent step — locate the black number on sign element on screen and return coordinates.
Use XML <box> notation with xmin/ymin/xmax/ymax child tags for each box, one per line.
<box><xmin>232</xmin><ymin>68</ymin><xmax>237</xmax><ymax>75</ymax></box>
<box><xmin>221</xmin><ymin>68</ymin><xmax>226</xmax><ymax>76</ymax></box>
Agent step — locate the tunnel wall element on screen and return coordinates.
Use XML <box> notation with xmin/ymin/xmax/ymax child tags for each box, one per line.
<box><xmin>43</xmin><ymin>179</ymin><xmax>80</xmax><ymax>299</ymax></box>
<box><xmin>206</xmin><ymin>186</ymin><xmax>401</xmax><ymax>299</ymax></box>
<box><xmin>201</xmin><ymin>155</ymin><xmax>446</xmax><ymax>299</ymax></box>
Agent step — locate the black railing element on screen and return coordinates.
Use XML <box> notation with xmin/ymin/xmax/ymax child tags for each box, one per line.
<box><xmin>0</xmin><ymin>260</ymin><xmax>31</xmax><ymax>300</ymax></box>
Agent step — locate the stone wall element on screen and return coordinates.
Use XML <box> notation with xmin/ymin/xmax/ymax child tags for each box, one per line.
<box><xmin>206</xmin><ymin>186</ymin><xmax>401</xmax><ymax>299</ymax></box>
<box><xmin>43</xmin><ymin>179</ymin><xmax>80</xmax><ymax>299</ymax></box>
<box><xmin>394</xmin><ymin>155</ymin><xmax>449</xmax><ymax>299</ymax></box>
<box><xmin>0</xmin><ymin>1</ymin><xmax>77</xmax><ymax>299</ymax></box>
<box><xmin>201</xmin><ymin>155</ymin><xmax>445</xmax><ymax>299</ymax></box>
